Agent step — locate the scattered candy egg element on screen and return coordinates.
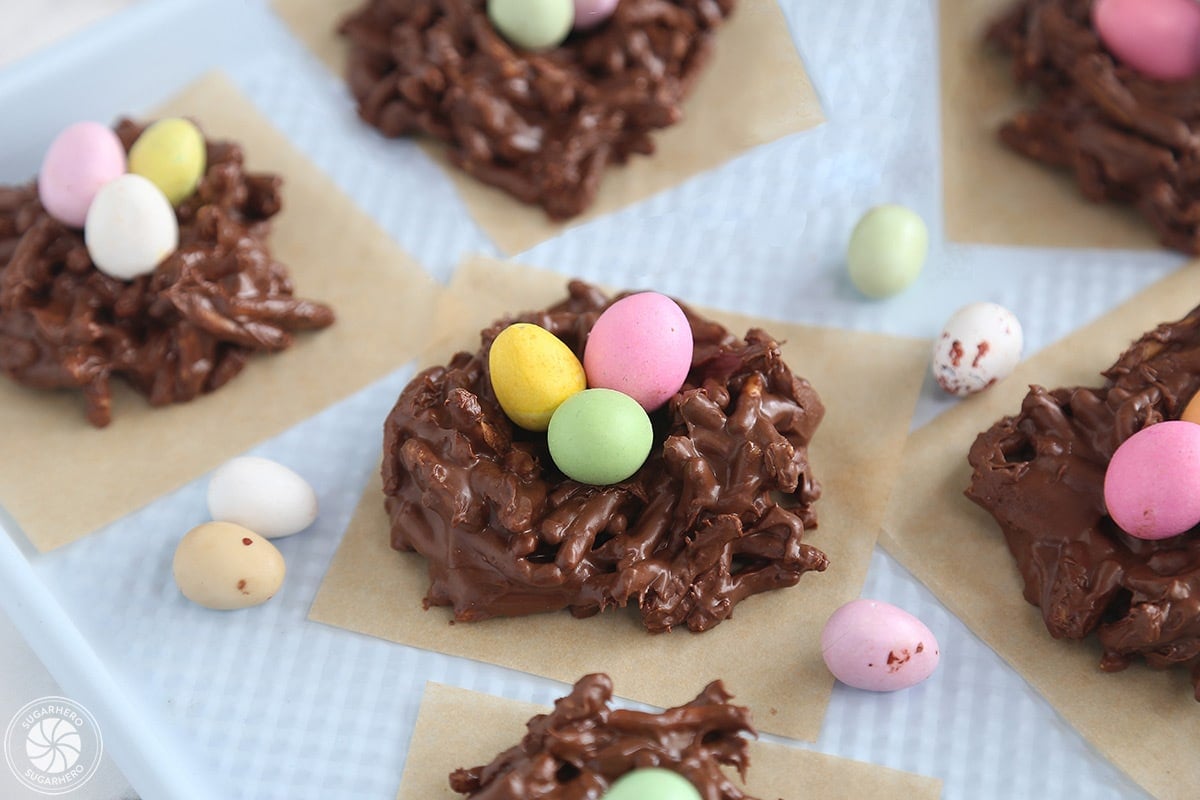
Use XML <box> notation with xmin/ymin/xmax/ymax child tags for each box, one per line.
<box><xmin>128</xmin><ymin>117</ymin><xmax>207</xmax><ymax>206</ymax></box>
<box><xmin>574</xmin><ymin>0</ymin><xmax>619</xmax><ymax>30</ymax></box>
<box><xmin>488</xmin><ymin>0</ymin><xmax>574</xmax><ymax>50</ymax></box>
<box><xmin>172</xmin><ymin>522</ymin><xmax>286</xmax><ymax>610</ymax></box>
<box><xmin>846</xmin><ymin>204</ymin><xmax>929</xmax><ymax>299</ymax></box>
<box><xmin>37</xmin><ymin>121</ymin><xmax>127</xmax><ymax>228</ymax></box>
<box><xmin>1104</xmin><ymin>421</ymin><xmax>1200</xmax><ymax>540</ymax></box>
<box><xmin>547</xmin><ymin>388</ymin><xmax>653</xmax><ymax>485</ymax></box>
<box><xmin>84</xmin><ymin>174</ymin><xmax>179</xmax><ymax>280</ymax></box>
<box><xmin>489</xmin><ymin>322</ymin><xmax>587</xmax><ymax>431</ymax></box>
<box><xmin>1093</xmin><ymin>0</ymin><xmax>1200</xmax><ymax>82</ymax></box>
<box><xmin>603</xmin><ymin>768</ymin><xmax>701</xmax><ymax>800</ymax></box>
<box><xmin>821</xmin><ymin>599</ymin><xmax>940</xmax><ymax>692</ymax></box>
<box><xmin>584</xmin><ymin>292</ymin><xmax>693</xmax><ymax>412</ymax></box>
<box><xmin>207</xmin><ymin>456</ymin><xmax>318</xmax><ymax>539</ymax></box>
<box><xmin>1182</xmin><ymin>391</ymin><xmax>1200</xmax><ymax>425</ymax></box>
<box><xmin>931</xmin><ymin>302</ymin><xmax>1023</xmax><ymax>397</ymax></box>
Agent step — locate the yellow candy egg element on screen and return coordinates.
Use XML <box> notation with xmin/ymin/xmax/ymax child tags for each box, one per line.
<box><xmin>128</xmin><ymin>118</ymin><xmax>207</xmax><ymax>206</ymax></box>
<box><xmin>488</xmin><ymin>322</ymin><xmax>586</xmax><ymax>431</ymax></box>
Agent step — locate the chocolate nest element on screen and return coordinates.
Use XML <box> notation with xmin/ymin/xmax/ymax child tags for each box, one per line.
<box><xmin>450</xmin><ymin>673</ymin><xmax>767</xmax><ymax>799</ymax></box>
<box><xmin>988</xmin><ymin>0</ymin><xmax>1200</xmax><ymax>253</ymax></box>
<box><xmin>967</xmin><ymin>304</ymin><xmax>1200</xmax><ymax>699</ymax></box>
<box><xmin>382</xmin><ymin>281</ymin><xmax>825</xmax><ymax>634</ymax></box>
<box><xmin>0</xmin><ymin>120</ymin><xmax>335</xmax><ymax>427</ymax></box>
<box><xmin>340</xmin><ymin>0</ymin><xmax>735</xmax><ymax>219</ymax></box>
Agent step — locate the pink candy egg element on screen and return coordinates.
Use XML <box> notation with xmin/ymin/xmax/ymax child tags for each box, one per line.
<box><xmin>1104</xmin><ymin>421</ymin><xmax>1200</xmax><ymax>540</ymax></box>
<box><xmin>821</xmin><ymin>599</ymin><xmax>940</xmax><ymax>692</ymax></box>
<box><xmin>584</xmin><ymin>292</ymin><xmax>693</xmax><ymax>412</ymax></box>
<box><xmin>573</xmin><ymin>0</ymin><xmax>619</xmax><ymax>30</ymax></box>
<box><xmin>37</xmin><ymin>122</ymin><xmax>127</xmax><ymax>228</ymax></box>
<box><xmin>1093</xmin><ymin>0</ymin><xmax>1200</xmax><ymax>82</ymax></box>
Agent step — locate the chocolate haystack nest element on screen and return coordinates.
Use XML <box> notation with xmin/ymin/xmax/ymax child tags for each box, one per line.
<box><xmin>967</xmin><ymin>305</ymin><xmax>1200</xmax><ymax>699</ymax></box>
<box><xmin>340</xmin><ymin>0</ymin><xmax>735</xmax><ymax>219</ymax></box>
<box><xmin>450</xmin><ymin>673</ymin><xmax>767</xmax><ymax>799</ymax></box>
<box><xmin>0</xmin><ymin>120</ymin><xmax>334</xmax><ymax>427</ymax></box>
<box><xmin>988</xmin><ymin>0</ymin><xmax>1200</xmax><ymax>253</ymax></box>
<box><xmin>382</xmin><ymin>281</ymin><xmax>825</xmax><ymax>633</ymax></box>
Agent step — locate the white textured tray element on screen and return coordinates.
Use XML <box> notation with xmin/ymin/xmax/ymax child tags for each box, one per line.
<box><xmin>0</xmin><ymin>0</ymin><xmax>1170</xmax><ymax>797</ymax></box>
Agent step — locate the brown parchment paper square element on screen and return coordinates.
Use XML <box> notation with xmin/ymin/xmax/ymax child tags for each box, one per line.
<box><xmin>308</xmin><ymin>257</ymin><xmax>928</xmax><ymax>742</ymax></box>
<box><xmin>396</xmin><ymin>682</ymin><xmax>943</xmax><ymax>800</ymax></box>
<box><xmin>880</xmin><ymin>265</ymin><xmax>1200</xmax><ymax>800</ymax></box>
<box><xmin>0</xmin><ymin>73</ymin><xmax>441</xmax><ymax>553</ymax></box>
<box><xmin>271</xmin><ymin>0</ymin><xmax>824</xmax><ymax>255</ymax></box>
<box><xmin>941</xmin><ymin>0</ymin><xmax>1158</xmax><ymax>250</ymax></box>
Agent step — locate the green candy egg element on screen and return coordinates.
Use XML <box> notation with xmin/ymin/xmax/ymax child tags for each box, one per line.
<box><xmin>488</xmin><ymin>0</ymin><xmax>574</xmax><ymax>51</ymax></box>
<box><xmin>128</xmin><ymin>118</ymin><xmax>207</xmax><ymax>206</ymax></box>
<box><xmin>547</xmin><ymin>389</ymin><xmax>653</xmax><ymax>486</ymax></box>
<box><xmin>602</xmin><ymin>768</ymin><xmax>702</xmax><ymax>800</ymax></box>
<box><xmin>846</xmin><ymin>204</ymin><xmax>929</xmax><ymax>299</ymax></box>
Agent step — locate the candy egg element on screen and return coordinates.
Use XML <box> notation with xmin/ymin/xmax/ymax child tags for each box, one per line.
<box><xmin>548</xmin><ymin>388</ymin><xmax>653</xmax><ymax>485</ymax></box>
<box><xmin>128</xmin><ymin>117</ymin><xmax>207</xmax><ymax>206</ymax></box>
<box><xmin>584</xmin><ymin>292</ymin><xmax>693</xmax><ymax>412</ymax></box>
<box><xmin>1093</xmin><ymin>0</ymin><xmax>1200</xmax><ymax>82</ymax></box>
<box><xmin>489</xmin><ymin>322</ymin><xmax>587</xmax><ymax>431</ymax></box>
<box><xmin>488</xmin><ymin>0</ymin><xmax>573</xmax><ymax>50</ymax></box>
<box><xmin>932</xmin><ymin>302</ymin><xmax>1023</xmax><ymax>397</ymax></box>
<box><xmin>37</xmin><ymin>121</ymin><xmax>127</xmax><ymax>228</ymax></box>
<box><xmin>821</xmin><ymin>599</ymin><xmax>940</xmax><ymax>692</ymax></box>
<box><xmin>1104</xmin><ymin>421</ymin><xmax>1200</xmax><ymax>540</ymax></box>
<box><xmin>846</xmin><ymin>205</ymin><xmax>929</xmax><ymax>299</ymax></box>
<box><xmin>84</xmin><ymin>174</ymin><xmax>179</xmax><ymax>280</ymax></box>
<box><xmin>603</xmin><ymin>768</ymin><xmax>701</xmax><ymax>800</ymax></box>
<box><xmin>207</xmin><ymin>456</ymin><xmax>318</xmax><ymax>539</ymax></box>
<box><xmin>172</xmin><ymin>522</ymin><xmax>286</xmax><ymax>610</ymax></box>
<box><xmin>574</xmin><ymin>0</ymin><xmax>619</xmax><ymax>31</ymax></box>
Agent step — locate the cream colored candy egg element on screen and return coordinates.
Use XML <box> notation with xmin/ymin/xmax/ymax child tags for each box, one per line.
<box><xmin>173</xmin><ymin>522</ymin><xmax>285</xmax><ymax>610</ymax></box>
<box><xmin>207</xmin><ymin>456</ymin><xmax>318</xmax><ymax>539</ymax></box>
<box><xmin>128</xmin><ymin>117</ymin><xmax>207</xmax><ymax>205</ymax></box>
<box><xmin>84</xmin><ymin>174</ymin><xmax>179</xmax><ymax>280</ymax></box>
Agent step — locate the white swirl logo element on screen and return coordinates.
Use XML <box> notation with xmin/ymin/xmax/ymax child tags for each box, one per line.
<box><xmin>5</xmin><ymin>697</ymin><xmax>102</xmax><ymax>795</ymax></box>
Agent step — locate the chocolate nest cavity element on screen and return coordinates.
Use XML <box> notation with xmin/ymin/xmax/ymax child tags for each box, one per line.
<box><xmin>0</xmin><ymin>120</ymin><xmax>335</xmax><ymax>427</ymax></box>
<box><xmin>450</xmin><ymin>673</ymin><xmax>767</xmax><ymax>799</ymax></box>
<box><xmin>967</xmin><ymin>304</ymin><xmax>1200</xmax><ymax>699</ymax></box>
<box><xmin>382</xmin><ymin>281</ymin><xmax>825</xmax><ymax>633</ymax></box>
<box><xmin>987</xmin><ymin>0</ymin><xmax>1200</xmax><ymax>253</ymax></box>
<box><xmin>340</xmin><ymin>0</ymin><xmax>735</xmax><ymax>219</ymax></box>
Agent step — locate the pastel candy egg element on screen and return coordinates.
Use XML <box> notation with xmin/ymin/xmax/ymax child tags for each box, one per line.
<box><xmin>584</xmin><ymin>292</ymin><xmax>693</xmax><ymax>412</ymax></box>
<box><xmin>548</xmin><ymin>388</ymin><xmax>653</xmax><ymax>485</ymax></box>
<box><xmin>1104</xmin><ymin>421</ymin><xmax>1200</xmax><ymax>540</ymax></box>
<box><xmin>489</xmin><ymin>322</ymin><xmax>587</xmax><ymax>431</ymax></box>
<box><xmin>37</xmin><ymin>121</ymin><xmax>127</xmax><ymax>228</ymax></box>
<box><xmin>932</xmin><ymin>302</ymin><xmax>1023</xmax><ymax>397</ymax></box>
<box><xmin>488</xmin><ymin>0</ymin><xmax>573</xmax><ymax>50</ymax></box>
<box><xmin>821</xmin><ymin>599</ymin><xmax>940</xmax><ymax>692</ymax></box>
<box><xmin>846</xmin><ymin>205</ymin><xmax>929</xmax><ymax>299</ymax></box>
<box><xmin>128</xmin><ymin>117</ymin><xmax>207</xmax><ymax>205</ymax></box>
<box><xmin>172</xmin><ymin>522</ymin><xmax>286</xmax><ymax>610</ymax></box>
<box><xmin>84</xmin><ymin>174</ymin><xmax>179</xmax><ymax>280</ymax></box>
<box><xmin>207</xmin><ymin>456</ymin><xmax>318</xmax><ymax>539</ymax></box>
<box><xmin>603</xmin><ymin>768</ymin><xmax>700</xmax><ymax>800</ymax></box>
<box><xmin>1093</xmin><ymin>0</ymin><xmax>1200</xmax><ymax>82</ymax></box>
<box><xmin>574</xmin><ymin>0</ymin><xmax>619</xmax><ymax>30</ymax></box>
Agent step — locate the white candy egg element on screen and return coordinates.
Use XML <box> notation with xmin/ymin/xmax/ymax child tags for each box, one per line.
<box><xmin>84</xmin><ymin>173</ymin><xmax>178</xmax><ymax>280</ymax></box>
<box><xmin>932</xmin><ymin>302</ymin><xmax>1023</xmax><ymax>397</ymax></box>
<box><xmin>207</xmin><ymin>456</ymin><xmax>318</xmax><ymax>539</ymax></box>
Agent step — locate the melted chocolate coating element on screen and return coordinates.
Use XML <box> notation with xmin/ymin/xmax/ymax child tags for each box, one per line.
<box><xmin>0</xmin><ymin>120</ymin><xmax>335</xmax><ymax>427</ymax></box>
<box><xmin>339</xmin><ymin>0</ymin><xmax>734</xmax><ymax>219</ymax></box>
<box><xmin>967</xmin><ymin>306</ymin><xmax>1200</xmax><ymax>699</ymax></box>
<box><xmin>450</xmin><ymin>673</ymin><xmax>769</xmax><ymax>799</ymax></box>
<box><xmin>987</xmin><ymin>0</ymin><xmax>1200</xmax><ymax>254</ymax></box>
<box><xmin>382</xmin><ymin>281</ymin><xmax>826</xmax><ymax>633</ymax></box>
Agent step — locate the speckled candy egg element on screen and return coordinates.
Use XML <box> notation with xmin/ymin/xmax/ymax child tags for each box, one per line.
<box><xmin>548</xmin><ymin>388</ymin><xmax>653</xmax><ymax>485</ymax></box>
<box><xmin>84</xmin><ymin>174</ymin><xmax>179</xmax><ymax>280</ymax></box>
<box><xmin>574</xmin><ymin>0</ymin><xmax>619</xmax><ymax>30</ymax></box>
<box><xmin>1104</xmin><ymin>421</ymin><xmax>1200</xmax><ymax>540</ymax></box>
<box><xmin>1093</xmin><ymin>0</ymin><xmax>1200</xmax><ymax>82</ymax></box>
<box><xmin>129</xmin><ymin>117</ymin><xmax>207</xmax><ymax>205</ymax></box>
<box><xmin>603</xmin><ymin>768</ymin><xmax>701</xmax><ymax>800</ymax></box>
<box><xmin>488</xmin><ymin>0</ymin><xmax>573</xmax><ymax>50</ymax></box>
<box><xmin>207</xmin><ymin>456</ymin><xmax>318</xmax><ymax>539</ymax></box>
<box><xmin>932</xmin><ymin>302</ymin><xmax>1023</xmax><ymax>397</ymax></box>
<box><xmin>846</xmin><ymin>204</ymin><xmax>929</xmax><ymax>299</ymax></box>
<box><xmin>172</xmin><ymin>522</ymin><xmax>286</xmax><ymax>610</ymax></box>
<box><xmin>584</xmin><ymin>292</ymin><xmax>693</xmax><ymax>412</ymax></box>
<box><xmin>37</xmin><ymin>121</ymin><xmax>127</xmax><ymax>228</ymax></box>
<box><xmin>821</xmin><ymin>599</ymin><xmax>940</xmax><ymax>692</ymax></box>
<box><xmin>489</xmin><ymin>322</ymin><xmax>587</xmax><ymax>431</ymax></box>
